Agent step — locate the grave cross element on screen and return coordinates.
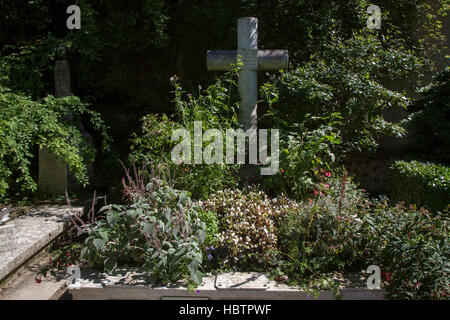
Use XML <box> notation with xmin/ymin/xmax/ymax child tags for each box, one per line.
<box><xmin>207</xmin><ymin>17</ymin><xmax>288</xmax><ymax>130</ymax></box>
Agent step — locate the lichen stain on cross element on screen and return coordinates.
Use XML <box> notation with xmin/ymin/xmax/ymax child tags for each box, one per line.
<box><xmin>207</xmin><ymin>17</ymin><xmax>288</xmax><ymax>131</ymax></box>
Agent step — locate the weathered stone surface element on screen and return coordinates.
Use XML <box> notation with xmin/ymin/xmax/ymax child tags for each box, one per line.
<box><xmin>0</xmin><ymin>253</ymin><xmax>67</xmax><ymax>300</ymax></box>
<box><xmin>38</xmin><ymin>147</ymin><xmax>68</xmax><ymax>195</ymax></box>
<box><xmin>207</xmin><ymin>17</ymin><xmax>289</xmax><ymax>130</ymax></box>
<box><xmin>54</xmin><ymin>60</ymin><xmax>71</xmax><ymax>98</ymax></box>
<box><xmin>0</xmin><ymin>205</ymin><xmax>83</xmax><ymax>282</ymax></box>
<box><xmin>0</xmin><ymin>225</ymin><xmax>16</xmax><ymax>253</ymax></box>
<box><xmin>69</xmin><ymin>269</ymin><xmax>387</xmax><ymax>300</ymax></box>
<box><xmin>215</xmin><ymin>272</ymin><xmax>270</xmax><ymax>290</ymax></box>
<box><xmin>38</xmin><ymin>59</ymin><xmax>71</xmax><ymax>195</ymax></box>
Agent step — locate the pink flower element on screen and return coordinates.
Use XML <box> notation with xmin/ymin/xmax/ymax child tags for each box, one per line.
<box><xmin>281</xmin><ymin>169</ymin><xmax>284</xmax><ymax>174</ymax></box>
<box><xmin>314</xmin><ymin>190</ymin><xmax>318</xmax><ymax>195</ymax></box>
<box><xmin>324</xmin><ymin>184</ymin><xmax>330</xmax><ymax>189</ymax></box>
<box><xmin>325</xmin><ymin>171</ymin><xmax>331</xmax><ymax>177</ymax></box>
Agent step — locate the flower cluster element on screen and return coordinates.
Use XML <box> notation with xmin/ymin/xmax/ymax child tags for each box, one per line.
<box><xmin>200</xmin><ymin>188</ymin><xmax>299</xmax><ymax>268</ymax></box>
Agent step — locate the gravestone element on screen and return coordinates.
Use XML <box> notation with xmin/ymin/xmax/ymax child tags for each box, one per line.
<box><xmin>38</xmin><ymin>58</ymin><xmax>70</xmax><ymax>195</ymax></box>
<box><xmin>207</xmin><ymin>17</ymin><xmax>288</xmax><ymax>130</ymax></box>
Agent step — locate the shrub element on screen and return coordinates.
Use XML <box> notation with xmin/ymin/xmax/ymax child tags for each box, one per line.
<box><xmin>0</xmin><ymin>86</ymin><xmax>110</xmax><ymax>199</ymax></box>
<box><xmin>200</xmin><ymin>188</ymin><xmax>298</xmax><ymax>269</ymax></box>
<box><xmin>260</xmin><ymin>30</ymin><xmax>411</xmax><ymax>155</ymax></box>
<box><xmin>404</xmin><ymin>66</ymin><xmax>450</xmax><ymax>164</ymax></box>
<box><xmin>261</xmin><ymin>114</ymin><xmax>342</xmax><ymax>200</ymax></box>
<box><xmin>197</xmin><ymin>209</ymin><xmax>219</xmax><ymax>250</ymax></box>
<box><xmin>387</xmin><ymin>160</ymin><xmax>449</xmax><ymax>212</ymax></box>
<box><xmin>277</xmin><ymin>172</ymin><xmax>369</xmax><ymax>281</ymax></box>
<box><xmin>362</xmin><ymin>200</ymin><xmax>449</xmax><ymax>299</ymax></box>
<box><xmin>129</xmin><ymin>72</ymin><xmax>241</xmax><ymax>200</ymax></box>
<box><xmin>77</xmin><ymin>166</ymin><xmax>207</xmax><ymax>285</ymax></box>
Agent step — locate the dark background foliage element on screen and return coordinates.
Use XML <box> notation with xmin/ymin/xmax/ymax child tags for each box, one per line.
<box><xmin>0</xmin><ymin>0</ymin><xmax>448</xmax><ymax>196</ymax></box>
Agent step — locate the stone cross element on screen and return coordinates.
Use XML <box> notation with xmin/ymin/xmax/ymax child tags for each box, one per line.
<box><xmin>38</xmin><ymin>56</ymin><xmax>70</xmax><ymax>195</ymax></box>
<box><xmin>207</xmin><ymin>17</ymin><xmax>288</xmax><ymax>130</ymax></box>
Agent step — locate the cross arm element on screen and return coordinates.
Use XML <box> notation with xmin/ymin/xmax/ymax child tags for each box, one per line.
<box><xmin>207</xmin><ymin>49</ymin><xmax>288</xmax><ymax>71</ymax></box>
<box><xmin>257</xmin><ymin>50</ymin><xmax>288</xmax><ymax>71</ymax></box>
<box><xmin>207</xmin><ymin>50</ymin><xmax>237</xmax><ymax>71</ymax></box>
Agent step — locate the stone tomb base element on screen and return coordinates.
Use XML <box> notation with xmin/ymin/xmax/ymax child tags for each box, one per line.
<box><xmin>69</xmin><ymin>269</ymin><xmax>387</xmax><ymax>300</ymax></box>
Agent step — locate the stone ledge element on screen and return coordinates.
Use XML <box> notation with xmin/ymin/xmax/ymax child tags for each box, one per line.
<box><xmin>0</xmin><ymin>205</ymin><xmax>83</xmax><ymax>283</ymax></box>
<box><xmin>69</xmin><ymin>269</ymin><xmax>387</xmax><ymax>300</ymax></box>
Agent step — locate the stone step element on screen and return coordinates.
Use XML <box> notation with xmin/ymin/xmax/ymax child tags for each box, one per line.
<box><xmin>0</xmin><ymin>205</ymin><xmax>83</xmax><ymax>286</ymax></box>
<box><xmin>0</xmin><ymin>251</ymin><xmax>67</xmax><ymax>300</ymax></box>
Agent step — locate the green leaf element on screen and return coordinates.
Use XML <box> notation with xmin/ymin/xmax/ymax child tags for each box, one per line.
<box><xmin>106</xmin><ymin>211</ymin><xmax>116</xmax><ymax>227</ymax></box>
<box><xmin>93</xmin><ymin>238</ymin><xmax>105</xmax><ymax>251</ymax></box>
<box><xmin>104</xmin><ymin>254</ymin><xmax>117</xmax><ymax>274</ymax></box>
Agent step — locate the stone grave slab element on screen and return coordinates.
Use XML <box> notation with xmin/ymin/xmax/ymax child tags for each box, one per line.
<box><xmin>69</xmin><ymin>268</ymin><xmax>388</xmax><ymax>300</ymax></box>
<box><xmin>0</xmin><ymin>205</ymin><xmax>83</xmax><ymax>283</ymax></box>
<box><xmin>215</xmin><ymin>272</ymin><xmax>272</xmax><ymax>290</ymax></box>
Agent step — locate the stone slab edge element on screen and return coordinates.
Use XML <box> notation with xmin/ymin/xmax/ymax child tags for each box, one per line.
<box><xmin>0</xmin><ymin>206</ymin><xmax>83</xmax><ymax>283</ymax></box>
<box><xmin>69</xmin><ymin>271</ymin><xmax>387</xmax><ymax>300</ymax></box>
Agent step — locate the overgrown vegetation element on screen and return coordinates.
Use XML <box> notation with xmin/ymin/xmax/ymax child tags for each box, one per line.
<box><xmin>0</xmin><ymin>86</ymin><xmax>109</xmax><ymax>199</ymax></box>
<box><xmin>130</xmin><ymin>72</ymin><xmax>241</xmax><ymax>200</ymax></box>
<box><xmin>3</xmin><ymin>1</ymin><xmax>448</xmax><ymax>300</ymax></box>
<box><xmin>387</xmin><ymin>160</ymin><xmax>449</xmax><ymax>212</ymax></box>
<box><xmin>69</xmin><ymin>165</ymin><xmax>207</xmax><ymax>285</ymax></box>
<box><xmin>403</xmin><ymin>66</ymin><xmax>450</xmax><ymax>164</ymax></box>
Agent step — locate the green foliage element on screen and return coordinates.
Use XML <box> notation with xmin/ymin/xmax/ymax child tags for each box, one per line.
<box><xmin>0</xmin><ymin>85</ymin><xmax>109</xmax><ymax>199</ymax></box>
<box><xmin>0</xmin><ymin>35</ymin><xmax>63</xmax><ymax>98</ymax></box>
<box><xmin>261</xmin><ymin>30</ymin><xmax>412</xmax><ymax>155</ymax></box>
<box><xmin>387</xmin><ymin>160</ymin><xmax>450</xmax><ymax>212</ymax></box>
<box><xmin>363</xmin><ymin>200</ymin><xmax>449</xmax><ymax>299</ymax></box>
<box><xmin>130</xmin><ymin>71</ymin><xmax>241</xmax><ymax>199</ymax></box>
<box><xmin>404</xmin><ymin>66</ymin><xmax>450</xmax><ymax>163</ymax></box>
<box><xmin>277</xmin><ymin>173</ymin><xmax>369</xmax><ymax>280</ymax></box>
<box><xmin>201</xmin><ymin>188</ymin><xmax>298</xmax><ymax>269</ymax></box>
<box><xmin>197</xmin><ymin>209</ymin><xmax>219</xmax><ymax>249</ymax></box>
<box><xmin>374</xmin><ymin>0</ymin><xmax>449</xmax><ymax>64</ymax></box>
<box><xmin>39</xmin><ymin>244</ymin><xmax>83</xmax><ymax>278</ymax></box>
<box><xmin>261</xmin><ymin>114</ymin><xmax>342</xmax><ymax>200</ymax></box>
<box><xmin>80</xmin><ymin>177</ymin><xmax>206</xmax><ymax>285</ymax></box>
<box><xmin>276</xmin><ymin>172</ymin><xmax>450</xmax><ymax>300</ymax></box>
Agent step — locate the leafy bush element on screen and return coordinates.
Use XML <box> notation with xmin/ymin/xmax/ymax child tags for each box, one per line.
<box><xmin>404</xmin><ymin>66</ymin><xmax>450</xmax><ymax>164</ymax></box>
<box><xmin>130</xmin><ymin>72</ymin><xmax>241</xmax><ymax>199</ymax></box>
<box><xmin>77</xmin><ymin>167</ymin><xmax>207</xmax><ymax>285</ymax></box>
<box><xmin>200</xmin><ymin>188</ymin><xmax>298</xmax><ymax>269</ymax></box>
<box><xmin>197</xmin><ymin>209</ymin><xmax>219</xmax><ymax>250</ymax></box>
<box><xmin>277</xmin><ymin>172</ymin><xmax>369</xmax><ymax>281</ymax></box>
<box><xmin>363</xmin><ymin>200</ymin><xmax>449</xmax><ymax>299</ymax></box>
<box><xmin>0</xmin><ymin>85</ymin><xmax>109</xmax><ymax>199</ymax></box>
<box><xmin>261</xmin><ymin>114</ymin><xmax>342</xmax><ymax>200</ymax></box>
<box><xmin>261</xmin><ymin>30</ymin><xmax>411</xmax><ymax>155</ymax></box>
<box><xmin>387</xmin><ymin>160</ymin><xmax>449</xmax><ymax>212</ymax></box>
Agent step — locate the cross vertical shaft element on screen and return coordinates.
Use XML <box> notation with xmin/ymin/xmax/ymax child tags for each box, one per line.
<box><xmin>207</xmin><ymin>17</ymin><xmax>288</xmax><ymax>130</ymax></box>
<box><xmin>238</xmin><ymin>17</ymin><xmax>258</xmax><ymax>130</ymax></box>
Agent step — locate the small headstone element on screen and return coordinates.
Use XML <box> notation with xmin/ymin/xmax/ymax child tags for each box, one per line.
<box><xmin>38</xmin><ymin>58</ymin><xmax>71</xmax><ymax>195</ymax></box>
